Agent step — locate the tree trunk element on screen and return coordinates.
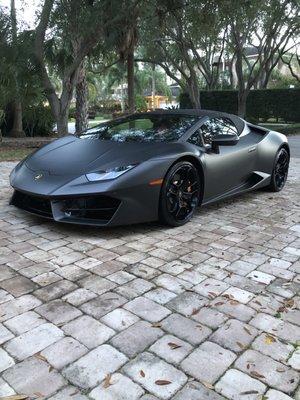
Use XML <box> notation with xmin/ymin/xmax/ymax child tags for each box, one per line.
<box><xmin>151</xmin><ymin>64</ymin><xmax>156</xmax><ymax>109</ymax></box>
<box><xmin>187</xmin><ymin>74</ymin><xmax>201</xmax><ymax>109</ymax></box>
<box><xmin>237</xmin><ymin>90</ymin><xmax>247</xmax><ymax>118</ymax></box>
<box><xmin>75</xmin><ymin>62</ymin><xmax>89</xmax><ymax>134</ymax></box>
<box><xmin>9</xmin><ymin>100</ymin><xmax>25</xmax><ymax>137</ymax></box>
<box><xmin>56</xmin><ymin>111</ymin><xmax>69</xmax><ymax>136</ymax></box>
<box><xmin>10</xmin><ymin>0</ymin><xmax>25</xmax><ymax>138</ymax></box>
<box><xmin>127</xmin><ymin>49</ymin><xmax>135</xmax><ymax>113</ymax></box>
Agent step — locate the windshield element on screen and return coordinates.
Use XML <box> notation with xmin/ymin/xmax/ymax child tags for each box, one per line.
<box><xmin>78</xmin><ymin>114</ymin><xmax>198</xmax><ymax>143</ymax></box>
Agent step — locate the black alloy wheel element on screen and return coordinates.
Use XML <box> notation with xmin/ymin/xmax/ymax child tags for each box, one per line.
<box><xmin>269</xmin><ymin>148</ymin><xmax>289</xmax><ymax>192</ymax></box>
<box><xmin>159</xmin><ymin>161</ymin><xmax>201</xmax><ymax>226</ymax></box>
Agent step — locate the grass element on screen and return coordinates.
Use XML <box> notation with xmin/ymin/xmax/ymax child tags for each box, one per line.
<box><xmin>0</xmin><ymin>147</ymin><xmax>35</xmax><ymax>162</ymax></box>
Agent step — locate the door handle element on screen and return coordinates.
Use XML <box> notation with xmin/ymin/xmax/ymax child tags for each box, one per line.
<box><xmin>248</xmin><ymin>146</ymin><xmax>256</xmax><ymax>153</ymax></box>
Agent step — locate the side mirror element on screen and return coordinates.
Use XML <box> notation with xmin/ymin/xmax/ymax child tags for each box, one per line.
<box><xmin>211</xmin><ymin>133</ymin><xmax>239</xmax><ymax>153</ymax></box>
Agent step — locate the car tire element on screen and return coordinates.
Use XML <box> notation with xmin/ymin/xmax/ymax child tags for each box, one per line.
<box><xmin>268</xmin><ymin>147</ymin><xmax>289</xmax><ymax>192</ymax></box>
<box><xmin>159</xmin><ymin>161</ymin><xmax>201</xmax><ymax>227</ymax></box>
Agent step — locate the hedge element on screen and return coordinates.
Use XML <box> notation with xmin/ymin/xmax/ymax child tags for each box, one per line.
<box><xmin>179</xmin><ymin>89</ymin><xmax>300</xmax><ymax>123</ymax></box>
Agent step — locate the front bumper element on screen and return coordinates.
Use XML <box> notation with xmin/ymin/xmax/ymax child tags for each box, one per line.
<box><xmin>10</xmin><ymin>190</ymin><xmax>123</xmax><ymax>226</ymax></box>
<box><xmin>10</xmin><ymin>183</ymin><xmax>161</xmax><ymax>227</ymax></box>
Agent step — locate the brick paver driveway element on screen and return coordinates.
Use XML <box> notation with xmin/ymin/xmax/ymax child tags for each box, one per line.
<box><xmin>0</xmin><ymin>158</ymin><xmax>299</xmax><ymax>400</ymax></box>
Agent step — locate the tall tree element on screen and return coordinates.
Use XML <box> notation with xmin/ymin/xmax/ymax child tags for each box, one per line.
<box><xmin>224</xmin><ymin>0</ymin><xmax>299</xmax><ymax>116</ymax></box>
<box><xmin>34</xmin><ymin>0</ymin><xmax>122</xmax><ymax>135</ymax></box>
<box><xmin>138</xmin><ymin>0</ymin><xmax>227</xmax><ymax>108</ymax></box>
<box><xmin>9</xmin><ymin>0</ymin><xmax>25</xmax><ymax>137</ymax></box>
<box><xmin>104</xmin><ymin>0</ymin><xmax>140</xmax><ymax>113</ymax></box>
<box><xmin>75</xmin><ymin>60</ymin><xmax>88</xmax><ymax>133</ymax></box>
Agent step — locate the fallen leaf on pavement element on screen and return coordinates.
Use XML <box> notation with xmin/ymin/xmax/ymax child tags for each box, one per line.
<box><xmin>103</xmin><ymin>373</ymin><xmax>112</xmax><ymax>388</ymax></box>
<box><xmin>240</xmin><ymin>390</ymin><xmax>259</xmax><ymax>395</ymax></box>
<box><xmin>140</xmin><ymin>370</ymin><xmax>145</xmax><ymax>377</ymax></box>
<box><xmin>250</xmin><ymin>371</ymin><xmax>265</xmax><ymax>379</ymax></box>
<box><xmin>168</xmin><ymin>342</ymin><xmax>182</xmax><ymax>350</ymax></box>
<box><xmin>264</xmin><ymin>334</ymin><xmax>276</xmax><ymax>344</ymax></box>
<box><xmin>243</xmin><ymin>327</ymin><xmax>252</xmax><ymax>335</ymax></box>
<box><xmin>202</xmin><ymin>381</ymin><xmax>214</xmax><ymax>390</ymax></box>
<box><xmin>155</xmin><ymin>380</ymin><xmax>171</xmax><ymax>386</ymax></box>
<box><xmin>151</xmin><ymin>322</ymin><xmax>162</xmax><ymax>328</ymax></box>
<box><xmin>34</xmin><ymin>353</ymin><xmax>47</xmax><ymax>362</ymax></box>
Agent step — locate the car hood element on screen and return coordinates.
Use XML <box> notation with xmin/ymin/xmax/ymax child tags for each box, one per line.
<box><xmin>25</xmin><ymin>135</ymin><xmax>188</xmax><ymax>176</ymax></box>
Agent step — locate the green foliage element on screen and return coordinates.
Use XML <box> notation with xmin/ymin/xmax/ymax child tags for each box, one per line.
<box><xmin>22</xmin><ymin>105</ymin><xmax>55</xmax><ymax>137</ymax></box>
<box><xmin>179</xmin><ymin>89</ymin><xmax>300</xmax><ymax>123</ymax></box>
<box><xmin>1</xmin><ymin>104</ymin><xmax>55</xmax><ymax>137</ymax></box>
<box><xmin>135</xmin><ymin>95</ymin><xmax>147</xmax><ymax>111</ymax></box>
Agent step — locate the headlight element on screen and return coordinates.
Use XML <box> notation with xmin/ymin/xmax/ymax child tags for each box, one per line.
<box><xmin>86</xmin><ymin>164</ymin><xmax>137</xmax><ymax>182</ymax></box>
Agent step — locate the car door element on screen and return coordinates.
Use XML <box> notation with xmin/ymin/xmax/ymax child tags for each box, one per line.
<box><xmin>189</xmin><ymin>117</ymin><xmax>258</xmax><ymax>202</ymax></box>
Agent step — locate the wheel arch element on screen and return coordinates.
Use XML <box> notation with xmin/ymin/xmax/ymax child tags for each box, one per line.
<box><xmin>166</xmin><ymin>155</ymin><xmax>205</xmax><ymax>205</ymax></box>
<box><xmin>280</xmin><ymin>142</ymin><xmax>290</xmax><ymax>158</ymax></box>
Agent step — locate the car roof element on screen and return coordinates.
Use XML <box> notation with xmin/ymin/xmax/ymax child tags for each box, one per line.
<box><xmin>137</xmin><ymin>109</ymin><xmax>245</xmax><ymax>135</ymax></box>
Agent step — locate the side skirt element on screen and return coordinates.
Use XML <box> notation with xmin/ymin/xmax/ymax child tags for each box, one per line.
<box><xmin>202</xmin><ymin>171</ymin><xmax>271</xmax><ymax>206</ymax></box>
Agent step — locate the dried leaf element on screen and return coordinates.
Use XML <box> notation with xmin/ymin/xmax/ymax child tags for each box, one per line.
<box><xmin>208</xmin><ymin>292</ymin><xmax>217</xmax><ymax>298</ymax></box>
<box><xmin>243</xmin><ymin>327</ymin><xmax>252</xmax><ymax>335</ymax></box>
<box><xmin>0</xmin><ymin>396</ymin><xmax>29</xmax><ymax>400</ymax></box>
<box><xmin>33</xmin><ymin>393</ymin><xmax>44</xmax><ymax>398</ymax></box>
<box><xmin>276</xmin><ymin>367</ymin><xmax>286</xmax><ymax>373</ymax></box>
<box><xmin>34</xmin><ymin>353</ymin><xmax>47</xmax><ymax>362</ymax></box>
<box><xmin>229</xmin><ymin>300</ymin><xmax>239</xmax><ymax>305</ymax></box>
<box><xmin>48</xmin><ymin>365</ymin><xmax>54</xmax><ymax>373</ymax></box>
<box><xmin>264</xmin><ymin>334</ymin><xmax>276</xmax><ymax>345</ymax></box>
<box><xmin>155</xmin><ymin>380</ymin><xmax>172</xmax><ymax>386</ymax></box>
<box><xmin>191</xmin><ymin>308</ymin><xmax>200</xmax><ymax>315</ymax></box>
<box><xmin>214</xmin><ymin>302</ymin><xmax>225</xmax><ymax>306</ymax></box>
<box><xmin>140</xmin><ymin>370</ymin><xmax>145</xmax><ymax>377</ymax></box>
<box><xmin>151</xmin><ymin>322</ymin><xmax>162</xmax><ymax>328</ymax></box>
<box><xmin>250</xmin><ymin>371</ymin><xmax>265</xmax><ymax>379</ymax></box>
<box><xmin>103</xmin><ymin>373</ymin><xmax>112</xmax><ymax>388</ymax></box>
<box><xmin>240</xmin><ymin>390</ymin><xmax>259</xmax><ymax>395</ymax></box>
<box><xmin>202</xmin><ymin>381</ymin><xmax>214</xmax><ymax>390</ymax></box>
<box><xmin>236</xmin><ymin>341</ymin><xmax>245</xmax><ymax>349</ymax></box>
<box><xmin>168</xmin><ymin>342</ymin><xmax>182</xmax><ymax>350</ymax></box>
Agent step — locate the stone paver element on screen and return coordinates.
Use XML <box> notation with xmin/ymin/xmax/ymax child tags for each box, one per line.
<box><xmin>0</xmin><ymin>348</ymin><xmax>15</xmax><ymax>373</ymax></box>
<box><xmin>41</xmin><ymin>337</ymin><xmax>88</xmax><ymax>369</ymax></box>
<box><xmin>2</xmin><ymin>357</ymin><xmax>66</xmax><ymax>397</ymax></box>
<box><xmin>210</xmin><ymin>319</ymin><xmax>257</xmax><ymax>352</ymax></box>
<box><xmin>235</xmin><ymin>349</ymin><xmax>299</xmax><ymax>393</ymax></box>
<box><xmin>4</xmin><ymin>322</ymin><xmax>64</xmax><ymax>360</ymax></box>
<box><xmin>63</xmin><ymin>344</ymin><xmax>127</xmax><ymax>389</ymax></box>
<box><xmin>149</xmin><ymin>334</ymin><xmax>193</xmax><ymax>364</ymax></box>
<box><xmin>89</xmin><ymin>373</ymin><xmax>145</xmax><ymax>399</ymax></box>
<box><xmin>181</xmin><ymin>341</ymin><xmax>236</xmax><ymax>384</ymax></box>
<box><xmin>215</xmin><ymin>369</ymin><xmax>266</xmax><ymax>399</ymax></box>
<box><xmin>123</xmin><ymin>352</ymin><xmax>187</xmax><ymax>399</ymax></box>
<box><xmin>110</xmin><ymin>321</ymin><xmax>164</xmax><ymax>357</ymax></box>
<box><xmin>62</xmin><ymin>315</ymin><xmax>115</xmax><ymax>348</ymax></box>
<box><xmin>0</xmin><ymin>159</ymin><xmax>299</xmax><ymax>398</ymax></box>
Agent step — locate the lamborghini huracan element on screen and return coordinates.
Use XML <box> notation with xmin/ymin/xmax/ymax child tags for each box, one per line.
<box><xmin>10</xmin><ymin>110</ymin><xmax>290</xmax><ymax>227</ymax></box>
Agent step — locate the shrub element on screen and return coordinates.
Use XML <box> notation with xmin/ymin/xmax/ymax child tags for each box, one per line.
<box><xmin>179</xmin><ymin>89</ymin><xmax>300</xmax><ymax>123</ymax></box>
<box><xmin>22</xmin><ymin>104</ymin><xmax>55</xmax><ymax>137</ymax></box>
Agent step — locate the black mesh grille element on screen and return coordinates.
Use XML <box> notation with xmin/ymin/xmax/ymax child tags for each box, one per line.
<box><xmin>11</xmin><ymin>190</ymin><xmax>53</xmax><ymax>218</ymax></box>
<box><xmin>60</xmin><ymin>195</ymin><xmax>120</xmax><ymax>223</ymax></box>
<box><xmin>11</xmin><ymin>191</ymin><xmax>121</xmax><ymax>224</ymax></box>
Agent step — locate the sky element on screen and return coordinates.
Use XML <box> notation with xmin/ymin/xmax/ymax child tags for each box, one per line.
<box><xmin>0</xmin><ymin>0</ymin><xmax>41</xmax><ymax>29</ymax></box>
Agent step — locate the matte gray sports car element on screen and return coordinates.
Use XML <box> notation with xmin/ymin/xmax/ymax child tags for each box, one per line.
<box><xmin>10</xmin><ymin>109</ymin><xmax>290</xmax><ymax>227</ymax></box>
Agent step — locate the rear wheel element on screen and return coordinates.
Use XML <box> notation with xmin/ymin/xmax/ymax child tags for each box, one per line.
<box><xmin>268</xmin><ymin>147</ymin><xmax>289</xmax><ymax>192</ymax></box>
<box><xmin>159</xmin><ymin>161</ymin><xmax>201</xmax><ymax>226</ymax></box>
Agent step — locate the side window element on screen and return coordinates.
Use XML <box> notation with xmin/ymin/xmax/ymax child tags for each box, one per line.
<box><xmin>187</xmin><ymin>129</ymin><xmax>203</xmax><ymax>147</ymax></box>
<box><xmin>200</xmin><ymin>117</ymin><xmax>238</xmax><ymax>145</ymax></box>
